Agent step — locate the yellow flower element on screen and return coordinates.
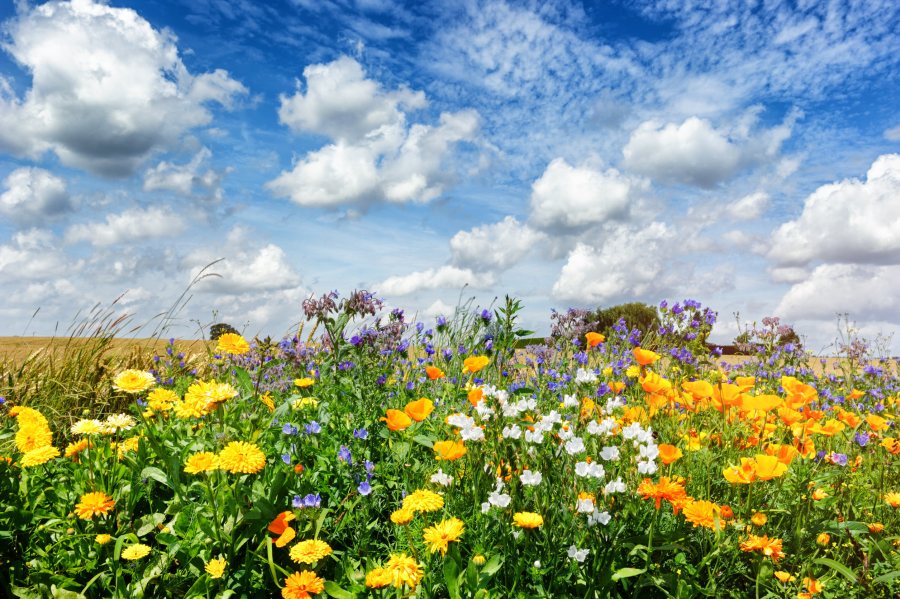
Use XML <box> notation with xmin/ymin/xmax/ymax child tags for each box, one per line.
<box><xmin>184</xmin><ymin>452</ymin><xmax>220</xmax><ymax>474</ymax></box>
<box><xmin>811</xmin><ymin>488</ymin><xmax>828</xmax><ymax>501</ymax></box>
<box><xmin>147</xmin><ymin>388</ymin><xmax>179</xmax><ymax>411</ymax></box>
<box><xmin>260</xmin><ymin>393</ymin><xmax>275</xmax><ymax>412</ymax></box>
<box><xmin>216</xmin><ymin>333</ymin><xmax>250</xmax><ymax>355</ymax></box>
<box><xmin>103</xmin><ymin>414</ymin><xmax>136</xmax><ymax>433</ymax></box>
<box><xmin>682</xmin><ymin>500</ymin><xmax>721</xmax><ymax>530</ymax></box>
<box><xmin>294</xmin><ymin>377</ymin><xmax>316</xmax><ymax>388</ymax></box>
<box><xmin>115</xmin><ymin>436</ymin><xmax>140</xmax><ymax>459</ymax></box>
<box><xmin>803</xmin><ymin>577</ymin><xmax>824</xmax><ymax>594</ymax></box>
<box><xmin>740</xmin><ymin>535</ymin><xmax>785</xmax><ymax>561</ymax></box>
<box><xmin>433</xmin><ymin>440</ymin><xmax>467</xmax><ymax>461</ymax></box>
<box><xmin>774</xmin><ymin>571</ymin><xmax>796</xmax><ymax>583</ymax></box>
<box><xmin>74</xmin><ymin>491</ymin><xmax>115</xmax><ymax>520</ymax></box>
<box><xmin>404</xmin><ymin>397</ymin><xmax>434</xmax><ymax>422</ymax></box>
<box><xmin>512</xmin><ymin>512</ymin><xmax>543</xmax><ymax>529</ymax></box>
<box><xmin>71</xmin><ymin>419</ymin><xmax>105</xmax><ymax>436</ymax></box>
<box><xmin>402</xmin><ymin>489</ymin><xmax>444</xmax><ymax>513</ymax></box>
<box><xmin>365</xmin><ymin>567</ymin><xmax>393</xmax><ymax>589</ymax></box>
<box><xmin>462</xmin><ymin>355</ymin><xmax>490</xmax><ymax>374</ymax></box>
<box><xmin>422</xmin><ymin>517</ymin><xmax>465</xmax><ymax>556</ymax></box>
<box><xmin>384</xmin><ymin>553</ymin><xmax>424</xmax><ymax>589</ymax></box>
<box><xmin>121</xmin><ymin>543</ymin><xmax>151</xmax><ymax>560</ymax></box>
<box><xmin>217</xmin><ymin>441</ymin><xmax>266</xmax><ymax>474</ymax></box>
<box><xmin>816</xmin><ymin>533</ymin><xmax>830</xmax><ymax>545</ymax></box>
<box><xmin>282</xmin><ymin>570</ymin><xmax>325</xmax><ymax>599</ymax></box>
<box><xmin>625</xmin><ymin>365</ymin><xmax>640</xmax><ymax>378</ymax></box>
<box><xmin>15</xmin><ymin>423</ymin><xmax>53</xmax><ymax>453</ymax></box>
<box><xmin>885</xmin><ymin>492</ymin><xmax>900</xmax><ymax>507</ymax></box>
<box><xmin>751</xmin><ymin>512</ymin><xmax>768</xmax><ymax>527</ymax></box>
<box><xmin>289</xmin><ymin>539</ymin><xmax>333</xmax><ymax>564</ymax></box>
<box><xmin>472</xmin><ymin>554</ymin><xmax>486</xmax><ymax>565</ymax></box>
<box><xmin>20</xmin><ymin>445</ymin><xmax>59</xmax><ymax>467</ymax></box>
<box><xmin>113</xmin><ymin>370</ymin><xmax>156</xmax><ymax>393</ymax></box>
<box><xmin>205</xmin><ymin>557</ymin><xmax>227</xmax><ymax>579</ymax></box>
<box><xmin>390</xmin><ymin>508</ymin><xmax>414</xmax><ymax>525</ymax></box>
<box><xmin>276</xmin><ymin>526</ymin><xmax>296</xmax><ymax>548</ymax></box>
<box><xmin>752</xmin><ymin>455</ymin><xmax>788</xmax><ymax>480</ymax></box>
<box><xmin>867</xmin><ymin>522</ymin><xmax>884</xmax><ymax>533</ymax></box>
<box><xmin>64</xmin><ymin>439</ymin><xmax>90</xmax><ymax>461</ymax></box>
<box><xmin>95</xmin><ymin>534</ymin><xmax>112</xmax><ymax>545</ymax></box>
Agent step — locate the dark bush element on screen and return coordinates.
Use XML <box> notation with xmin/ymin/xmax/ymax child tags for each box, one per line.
<box><xmin>210</xmin><ymin>322</ymin><xmax>239</xmax><ymax>340</ymax></box>
<box><xmin>593</xmin><ymin>302</ymin><xmax>660</xmax><ymax>338</ymax></box>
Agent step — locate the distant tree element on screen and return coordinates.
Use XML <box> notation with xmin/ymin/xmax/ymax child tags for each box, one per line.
<box><xmin>210</xmin><ymin>323</ymin><xmax>239</xmax><ymax>341</ymax></box>
<box><xmin>593</xmin><ymin>302</ymin><xmax>660</xmax><ymax>338</ymax></box>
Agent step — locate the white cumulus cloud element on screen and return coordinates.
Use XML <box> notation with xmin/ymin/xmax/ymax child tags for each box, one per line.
<box><xmin>450</xmin><ymin>216</ymin><xmax>545</xmax><ymax>271</ymax></box>
<box><xmin>0</xmin><ymin>0</ymin><xmax>246</xmax><ymax>176</ymax></box>
<box><xmin>65</xmin><ymin>207</ymin><xmax>186</xmax><ymax>246</ymax></box>
<box><xmin>0</xmin><ymin>167</ymin><xmax>72</xmax><ymax>225</ymax></box>
<box><xmin>143</xmin><ymin>147</ymin><xmax>227</xmax><ymax>201</ymax></box>
<box><xmin>378</xmin><ymin>265</ymin><xmax>495</xmax><ymax>296</ymax></box>
<box><xmin>776</xmin><ymin>263</ymin><xmax>900</xmax><ymax>323</ymax></box>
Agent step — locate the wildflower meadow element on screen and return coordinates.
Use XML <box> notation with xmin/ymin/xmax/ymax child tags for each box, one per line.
<box><xmin>1</xmin><ymin>293</ymin><xmax>898</xmax><ymax>598</ymax></box>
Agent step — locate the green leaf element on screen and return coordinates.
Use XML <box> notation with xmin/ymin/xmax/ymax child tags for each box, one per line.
<box><xmin>813</xmin><ymin>558</ymin><xmax>857</xmax><ymax>583</ymax></box>
<box><xmin>140</xmin><ymin>467</ymin><xmax>169</xmax><ymax>488</ymax></box>
<box><xmin>323</xmin><ymin>581</ymin><xmax>356</xmax><ymax>598</ymax></box>
<box><xmin>873</xmin><ymin>570</ymin><xmax>900</xmax><ymax>585</ymax></box>
<box><xmin>412</xmin><ymin>434</ymin><xmax>435</xmax><ymax>448</ymax></box>
<box><xmin>612</xmin><ymin>567</ymin><xmax>647</xmax><ymax>581</ymax></box>
<box><xmin>443</xmin><ymin>556</ymin><xmax>460</xmax><ymax>599</ymax></box>
<box><xmin>480</xmin><ymin>554</ymin><xmax>503</xmax><ymax>577</ymax></box>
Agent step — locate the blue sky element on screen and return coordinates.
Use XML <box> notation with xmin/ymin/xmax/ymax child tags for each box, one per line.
<box><xmin>0</xmin><ymin>0</ymin><xmax>898</xmax><ymax>351</ymax></box>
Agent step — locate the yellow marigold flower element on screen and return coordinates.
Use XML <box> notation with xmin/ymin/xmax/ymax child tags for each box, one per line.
<box><xmin>115</xmin><ymin>436</ymin><xmax>140</xmax><ymax>459</ymax></box>
<box><xmin>95</xmin><ymin>534</ymin><xmax>112</xmax><ymax>545</ymax></box>
<box><xmin>422</xmin><ymin>517</ymin><xmax>464</xmax><ymax>556</ymax></box>
<box><xmin>751</xmin><ymin>512</ymin><xmax>768</xmax><ymax>527</ymax></box>
<box><xmin>625</xmin><ymin>365</ymin><xmax>640</xmax><ymax>378</ymax></box>
<box><xmin>402</xmin><ymin>489</ymin><xmax>444</xmax><ymax>513</ymax></box>
<box><xmin>365</xmin><ymin>567</ymin><xmax>392</xmax><ymax>589</ymax></box>
<box><xmin>289</xmin><ymin>539</ymin><xmax>333</xmax><ymax>564</ymax></box>
<box><xmin>15</xmin><ymin>423</ymin><xmax>53</xmax><ymax>453</ymax></box>
<box><xmin>10</xmin><ymin>406</ymin><xmax>49</xmax><ymax>427</ymax></box>
<box><xmin>184</xmin><ymin>452</ymin><xmax>220</xmax><ymax>474</ymax></box>
<box><xmin>294</xmin><ymin>377</ymin><xmax>316</xmax><ymax>388</ymax></box>
<box><xmin>433</xmin><ymin>439</ymin><xmax>467</xmax><ymax>461</ymax></box>
<box><xmin>740</xmin><ymin>534</ymin><xmax>785</xmax><ymax>561</ymax></box>
<box><xmin>385</xmin><ymin>553</ymin><xmax>423</xmax><ymax>589</ymax></box>
<box><xmin>803</xmin><ymin>576</ymin><xmax>824</xmax><ymax>594</ymax></box>
<box><xmin>816</xmin><ymin>533</ymin><xmax>830</xmax><ymax>545</ymax></box>
<box><xmin>71</xmin><ymin>419</ymin><xmax>105</xmax><ymax>436</ymax></box>
<box><xmin>121</xmin><ymin>543</ymin><xmax>151</xmax><ymax>560</ymax></box>
<box><xmin>867</xmin><ymin>522</ymin><xmax>884</xmax><ymax>533</ymax></box>
<box><xmin>885</xmin><ymin>492</ymin><xmax>900</xmax><ymax>507</ymax></box>
<box><xmin>20</xmin><ymin>445</ymin><xmax>59</xmax><ymax>467</ymax></box>
<box><xmin>774</xmin><ymin>571</ymin><xmax>795</xmax><ymax>583</ymax></box>
<box><xmin>282</xmin><ymin>570</ymin><xmax>325</xmax><ymax>599</ymax></box>
<box><xmin>217</xmin><ymin>441</ymin><xmax>266</xmax><ymax>474</ymax></box>
<box><xmin>462</xmin><ymin>355</ymin><xmax>490</xmax><ymax>374</ymax></box>
<box><xmin>147</xmin><ymin>388</ymin><xmax>179</xmax><ymax>411</ymax></box>
<box><xmin>112</xmin><ymin>370</ymin><xmax>156</xmax><ymax>394</ymax></box>
<box><xmin>260</xmin><ymin>392</ymin><xmax>275</xmax><ymax>412</ymax></box>
<box><xmin>74</xmin><ymin>491</ymin><xmax>115</xmax><ymax>519</ymax></box>
<box><xmin>217</xmin><ymin>333</ymin><xmax>250</xmax><ymax>355</ymax></box>
<box><xmin>65</xmin><ymin>439</ymin><xmax>90</xmax><ymax>460</ymax></box>
<box><xmin>472</xmin><ymin>554</ymin><xmax>486</xmax><ymax>565</ymax></box>
<box><xmin>390</xmin><ymin>508</ymin><xmax>414</xmax><ymax>525</ymax></box>
<box><xmin>682</xmin><ymin>500</ymin><xmax>721</xmax><ymax>530</ymax></box>
<box><xmin>404</xmin><ymin>397</ymin><xmax>434</xmax><ymax>422</ymax></box>
<box><xmin>293</xmin><ymin>397</ymin><xmax>319</xmax><ymax>410</ymax></box>
<box><xmin>512</xmin><ymin>512</ymin><xmax>543</xmax><ymax>529</ymax></box>
<box><xmin>205</xmin><ymin>557</ymin><xmax>227</xmax><ymax>579</ymax></box>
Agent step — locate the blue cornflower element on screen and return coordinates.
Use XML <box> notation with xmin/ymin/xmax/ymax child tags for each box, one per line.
<box><xmin>305</xmin><ymin>421</ymin><xmax>321</xmax><ymax>435</ymax></box>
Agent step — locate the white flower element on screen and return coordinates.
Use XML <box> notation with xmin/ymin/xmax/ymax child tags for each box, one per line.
<box><xmin>461</xmin><ymin>426</ymin><xmax>485</xmax><ymax>442</ymax></box>
<box><xmin>639</xmin><ymin>443</ymin><xmax>659</xmax><ymax>461</ymax></box>
<box><xmin>605</xmin><ymin>396</ymin><xmax>625</xmax><ymax>412</ymax></box>
<box><xmin>104</xmin><ymin>413</ymin><xmax>136</xmax><ymax>432</ymax></box>
<box><xmin>430</xmin><ymin>468</ymin><xmax>453</xmax><ymax>487</ymax></box>
<box><xmin>519</xmin><ymin>469</ymin><xmax>543</xmax><ymax>486</ymax></box>
<box><xmin>604</xmin><ymin>477</ymin><xmax>626</xmax><ymax>494</ymax></box>
<box><xmin>543</xmin><ymin>410</ymin><xmax>562</xmax><ymax>425</ymax></box>
<box><xmin>564</xmin><ymin>437</ymin><xmax>585</xmax><ymax>455</ymax></box>
<box><xmin>622</xmin><ymin>422</ymin><xmax>644</xmax><ymax>440</ymax></box>
<box><xmin>533</xmin><ymin>560</ymin><xmax>541</xmax><ymax>568</ymax></box>
<box><xmin>448</xmin><ymin>413</ymin><xmax>475</xmax><ymax>429</ymax></box>
<box><xmin>562</xmin><ymin>394</ymin><xmax>579</xmax><ymax>408</ymax></box>
<box><xmin>599</xmin><ymin>446</ymin><xmax>620</xmax><ymax>461</ymax></box>
<box><xmin>475</xmin><ymin>401</ymin><xmax>495</xmax><ymax>420</ymax></box>
<box><xmin>481</xmin><ymin>502</ymin><xmax>491</xmax><ymax>514</ymax></box>
<box><xmin>517</xmin><ymin>398</ymin><xmax>537</xmax><ymax>411</ymax></box>
<box><xmin>575</xmin><ymin>368</ymin><xmax>598</xmax><ymax>384</ymax></box>
<box><xmin>588</xmin><ymin>417</ymin><xmax>617</xmax><ymax>437</ymax></box>
<box><xmin>576</xmin><ymin>498</ymin><xmax>595</xmax><ymax>513</ymax></box>
<box><xmin>575</xmin><ymin>461</ymin><xmax>605</xmax><ymax>479</ymax></box>
<box><xmin>567</xmin><ymin>545</ymin><xmax>589</xmax><ymax>562</ymax></box>
<box><xmin>502</xmin><ymin>424</ymin><xmax>522</xmax><ymax>439</ymax></box>
<box><xmin>524</xmin><ymin>429</ymin><xmax>544</xmax><ymax>444</ymax></box>
<box><xmin>557</xmin><ymin>426</ymin><xmax>574</xmax><ymax>441</ymax></box>
<box><xmin>587</xmin><ymin>511</ymin><xmax>611</xmax><ymax>527</ymax></box>
<box><xmin>488</xmin><ymin>491</ymin><xmax>511</xmax><ymax>508</ymax></box>
<box><xmin>637</xmin><ymin>460</ymin><xmax>658</xmax><ymax>474</ymax></box>
<box><xmin>575</xmin><ymin>461</ymin><xmax>591</xmax><ymax>477</ymax></box>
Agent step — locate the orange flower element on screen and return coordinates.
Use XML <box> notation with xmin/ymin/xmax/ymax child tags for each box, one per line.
<box><xmin>723</xmin><ymin>458</ymin><xmax>757</xmax><ymax>484</ymax></box>
<box><xmin>467</xmin><ymin>387</ymin><xmax>484</xmax><ymax>407</ymax></box>
<box><xmin>816</xmin><ymin>533</ymin><xmax>830</xmax><ymax>545</ymax></box>
<box><xmin>867</xmin><ymin>414</ymin><xmax>889</xmax><ymax>432</ymax></box>
<box><xmin>802</xmin><ymin>577</ymin><xmax>824</xmax><ymax>594</ymax></box>
<box><xmin>658</xmin><ymin>444</ymin><xmax>683</xmax><ymax>465</ymax></box>
<box><xmin>867</xmin><ymin>522</ymin><xmax>884</xmax><ymax>533</ymax></box>
<box><xmin>585</xmin><ymin>332</ymin><xmax>605</xmax><ymax>348</ymax></box>
<box><xmin>751</xmin><ymin>512</ymin><xmax>767</xmax><ymax>526</ymax></box>
<box><xmin>682</xmin><ymin>380</ymin><xmax>714</xmax><ymax>403</ymax></box>
<box><xmin>425</xmin><ymin>366</ymin><xmax>445</xmax><ymax>380</ymax></box>
<box><xmin>637</xmin><ymin>476</ymin><xmax>690</xmax><ymax>510</ymax></box>
<box><xmin>609</xmin><ymin>381</ymin><xmax>626</xmax><ymax>394</ymax></box>
<box><xmin>774</xmin><ymin>571</ymin><xmax>795</xmax><ymax>583</ymax></box>
<box><xmin>751</xmin><ymin>455</ymin><xmax>787</xmax><ymax>480</ymax></box>
<box><xmin>632</xmin><ymin>347</ymin><xmax>660</xmax><ymax>366</ymax></box>
<box><xmin>740</xmin><ymin>535</ymin><xmax>785</xmax><ymax>561</ymax></box>
<box><xmin>764</xmin><ymin>443</ymin><xmax>799</xmax><ymax>466</ymax></box>
<box><xmin>462</xmin><ymin>356</ymin><xmax>490</xmax><ymax>374</ymax></box>
<box><xmin>881</xmin><ymin>437</ymin><xmax>900</xmax><ymax>455</ymax></box>
<box><xmin>719</xmin><ymin>505</ymin><xmax>734</xmax><ymax>520</ymax></box>
<box><xmin>404</xmin><ymin>398</ymin><xmax>434</xmax><ymax>422</ymax></box>
<box><xmin>268</xmin><ymin>511</ymin><xmax>296</xmax><ymax>535</ymax></box>
<box><xmin>885</xmin><ymin>492</ymin><xmax>900</xmax><ymax>507</ymax></box>
<box><xmin>682</xmin><ymin>500</ymin><xmax>722</xmax><ymax>530</ymax></box>
<box><xmin>74</xmin><ymin>492</ymin><xmax>115</xmax><ymax>520</ymax></box>
<box><xmin>811</xmin><ymin>488</ymin><xmax>828</xmax><ymax>501</ymax></box>
<box><xmin>381</xmin><ymin>409</ymin><xmax>412</xmax><ymax>431</ymax></box>
<box><xmin>433</xmin><ymin>440</ymin><xmax>467</xmax><ymax>461</ymax></box>
<box><xmin>847</xmin><ymin>389</ymin><xmax>865</xmax><ymax>400</ymax></box>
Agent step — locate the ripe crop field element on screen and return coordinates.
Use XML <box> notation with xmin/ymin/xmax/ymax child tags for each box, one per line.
<box><xmin>1</xmin><ymin>295</ymin><xmax>898</xmax><ymax>598</ymax></box>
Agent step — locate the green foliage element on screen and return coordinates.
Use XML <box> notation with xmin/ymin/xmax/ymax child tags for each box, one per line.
<box><xmin>593</xmin><ymin>302</ymin><xmax>661</xmax><ymax>338</ymax></box>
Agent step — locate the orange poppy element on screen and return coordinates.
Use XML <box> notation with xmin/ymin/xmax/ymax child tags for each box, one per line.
<box><xmin>404</xmin><ymin>398</ymin><xmax>434</xmax><ymax>422</ymax></box>
<box><xmin>433</xmin><ymin>440</ymin><xmax>467</xmax><ymax>461</ymax></box>
<box><xmin>381</xmin><ymin>409</ymin><xmax>412</xmax><ymax>431</ymax></box>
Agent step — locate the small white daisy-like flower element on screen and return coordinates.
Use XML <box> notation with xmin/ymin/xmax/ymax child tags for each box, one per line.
<box><xmin>519</xmin><ymin>469</ymin><xmax>543</xmax><ymax>486</ymax></box>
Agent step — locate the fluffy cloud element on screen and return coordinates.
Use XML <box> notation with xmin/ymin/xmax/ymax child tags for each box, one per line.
<box><xmin>776</xmin><ymin>263</ymin><xmax>900</xmax><ymax>323</ymax></box>
<box><xmin>65</xmin><ymin>207</ymin><xmax>186</xmax><ymax>246</ymax></box>
<box><xmin>450</xmin><ymin>216</ymin><xmax>545</xmax><ymax>271</ymax></box>
<box><xmin>0</xmin><ymin>167</ymin><xmax>72</xmax><ymax>225</ymax></box>
<box><xmin>551</xmin><ymin>222</ymin><xmax>675</xmax><ymax>303</ymax></box>
<box><xmin>0</xmin><ymin>0</ymin><xmax>246</xmax><ymax>176</ymax></box>
<box><xmin>769</xmin><ymin>154</ymin><xmax>900</xmax><ymax>266</ymax></box>
<box><xmin>529</xmin><ymin>158</ymin><xmax>648</xmax><ymax>230</ymax></box>
<box><xmin>277</xmin><ymin>55</ymin><xmax>426</xmax><ymax>141</ymax></box>
<box><xmin>622</xmin><ymin>115</ymin><xmax>794</xmax><ymax>187</ymax></box>
<box><xmin>728</xmin><ymin>192</ymin><xmax>769</xmax><ymax>220</ymax></box>
<box><xmin>0</xmin><ymin>229</ymin><xmax>72</xmax><ymax>281</ymax></box>
<box><xmin>268</xmin><ymin>57</ymin><xmax>479</xmax><ymax>207</ymax></box>
<box><xmin>186</xmin><ymin>231</ymin><xmax>302</xmax><ymax>294</ymax></box>
<box><xmin>378</xmin><ymin>265</ymin><xmax>495</xmax><ymax>296</ymax></box>
<box><xmin>143</xmin><ymin>147</ymin><xmax>227</xmax><ymax>201</ymax></box>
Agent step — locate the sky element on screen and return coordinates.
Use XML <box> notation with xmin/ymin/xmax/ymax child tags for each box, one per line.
<box><xmin>0</xmin><ymin>0</ymin><xmax>898</xmax><ymax>352</ymax></box>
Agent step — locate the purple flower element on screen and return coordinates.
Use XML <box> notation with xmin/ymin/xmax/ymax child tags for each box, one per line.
<box><xmin>855</xmin><ymin>431</ymin><xmax>870</xmax><ymax>447</ymax></box>
<box><xmin>480</xmin><ymin>309</ymin><xmax>492</xmax><ymax>323</ymax></box>
<box><xmin>282</xmin><ymin>423</ymin><xmax>298</xmax><ymax>435</ymax></box>
<box><xmin>281</xmin><ymin>453</ymin><xmax>291</xmax><ymax>465</ymax></box>
<box><xmin>338</xmin><ymin>445</ymin><xmax>352</xmax><ymax>464</ymax></box>
<box><xmin>305</xmin><ymin>421</ymin><xmax>321</xmax><ymax>435</ymax></box>
<box><xmin>294</xmin><ymin>493</ymin><xmax>321</xmax><ymax>508</ymax></box>
<box><xmin>830</xmin><ymin>452</ymin><xmax>848</xmax><ymax>466</ymax></box>
<box><xmin>357</xmin><ymin>481</ymin><xmax>372</xmax><ymax>496</ymax></box>
<box><xmin>353</xmin><ymin>428</ymin><xmax>369</xmax><ymax>440</ymax></box>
